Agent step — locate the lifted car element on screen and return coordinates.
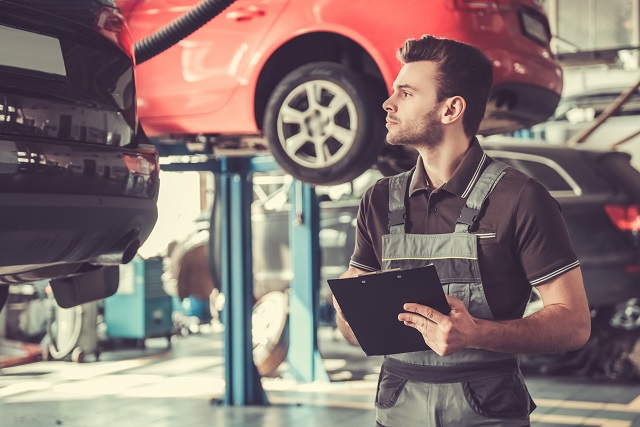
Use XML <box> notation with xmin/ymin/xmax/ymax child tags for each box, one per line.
<box><xmin>0</xmin><ymin>0</ymin><xmax>159</xmax><ymax>311</ymax></box>
<box><xmin>119</xmin><ymin>0</ymin><xmax>562</xmax><ymax>185</ymax></box>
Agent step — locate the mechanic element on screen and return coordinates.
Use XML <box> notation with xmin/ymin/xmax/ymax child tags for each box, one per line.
<box><xmin>333</xmin><ymin>35</ymin><xmax>591</xmax><ymax>426</ymax></box>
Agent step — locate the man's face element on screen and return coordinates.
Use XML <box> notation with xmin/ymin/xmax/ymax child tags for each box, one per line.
<box><xmin>383</xmin><ymin>61</ymin><xmax>444</xmax><ymax>149</ymax></box>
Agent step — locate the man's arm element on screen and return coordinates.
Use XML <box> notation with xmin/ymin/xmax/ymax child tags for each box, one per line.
<box><xmin>399</xmin><ymin>267</ymin><xmax>591</xmax><ymax>356</ymax></box>
<box><xmin>333</xmin><ymin>265</ymin><xmax>368</xmax><ymax>345</ymax></box>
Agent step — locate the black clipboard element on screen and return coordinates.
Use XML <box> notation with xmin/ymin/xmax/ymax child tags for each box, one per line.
<box><xmin>328</xmin><ymin>265</ymin><xmax>450</xmax><ymax>356</ymax></box>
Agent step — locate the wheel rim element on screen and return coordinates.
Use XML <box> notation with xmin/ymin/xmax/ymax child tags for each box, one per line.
<box><xmin>610</xmin><ymin>298</ymin><xmax>640</xmax><ymax>331</ymax></box>
<box><xmin>252</xmin><ymin>297</ymin><xmax>285</xmax><ymax>353</ymax></box>
<box><xmin>276</xmin><ymin>80</ymin><xmax>358</xmax><ymax>169</ymax></box>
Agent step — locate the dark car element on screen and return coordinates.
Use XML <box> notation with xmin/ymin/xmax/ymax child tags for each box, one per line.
<box><xmin>0</xmin><ymin>0</ymin><xmax>159</xmax><ymax>311</ymax></box>
<box><xmin>481</xmin><ymin>139</ymin><xmax>640</xmax><ymax>378</ymax></box>
<box><xmin>479</xmin><ymin>140</ymin><xmax>639</xmax><ymax>305</ymax></box>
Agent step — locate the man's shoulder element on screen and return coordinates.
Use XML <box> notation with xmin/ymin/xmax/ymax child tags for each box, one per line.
<box><xmin>490</xmin><ymin>161</ymin><xmax>556</xmax><ymax>208</ymax></box>
<box><xmin>364</xmin><ymin>174</ymin><xmax>393</xmax><ymax>198</ymax></box>
<box><xmin>491</xmin><ymin>160</ymin><xmax>536</xmax><ymax>195</ymax></box>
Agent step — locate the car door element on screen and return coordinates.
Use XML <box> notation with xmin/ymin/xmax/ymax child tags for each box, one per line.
<box><xmin>129</xmin><ymin>0</ymin><xmax>290</xmax><ymax>119</ymax></box>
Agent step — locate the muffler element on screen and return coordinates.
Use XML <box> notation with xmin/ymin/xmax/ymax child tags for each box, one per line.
<box><xmin>50</xmin><ymin>265</ymin><xmax>120</xmax><ymax>309</ymax></box>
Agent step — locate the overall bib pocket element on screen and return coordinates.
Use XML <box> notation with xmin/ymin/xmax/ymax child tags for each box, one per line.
<box><xmin>375</xmin><ymin>369</ymin><xmax>408</xmax><ymax>409</ymax></box>
<box><xmin>461</xmin><ymin>373</ymin><xmax>529</xmax><ymax>419</ymax></box>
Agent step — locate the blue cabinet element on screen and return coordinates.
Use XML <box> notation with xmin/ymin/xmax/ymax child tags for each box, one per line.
<box><xmin>104</xmin><ymin>256</ymin><xmax>173</xmax><ymax>346</ymax></box>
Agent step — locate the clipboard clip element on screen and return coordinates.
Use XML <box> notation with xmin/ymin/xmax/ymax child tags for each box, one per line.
<box><xmin>359</xmin><ymin>268</ymin><xmax>401</xmax><ymax>276</ymax></box>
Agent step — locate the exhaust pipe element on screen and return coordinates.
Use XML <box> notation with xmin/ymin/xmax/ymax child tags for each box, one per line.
<box><xmin>90</xmin><ymin>238</ymin><xmax>141</xmax><ymax>266</ymax></box>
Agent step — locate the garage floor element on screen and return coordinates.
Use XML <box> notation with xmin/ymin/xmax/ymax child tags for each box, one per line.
<box><xmin>2</xmin><ymin>325</ymin><xmax>640</xmax><ymax>427</ymax></box>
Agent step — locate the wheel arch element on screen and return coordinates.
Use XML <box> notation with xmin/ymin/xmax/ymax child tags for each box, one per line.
<box><xmin>254</xmin><ymin>31</ymin><xmax>389</xmax><ymax>131</ymax></box>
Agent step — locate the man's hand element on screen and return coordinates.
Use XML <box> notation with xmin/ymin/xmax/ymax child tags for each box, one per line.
<box><xmin>398</xmin><ymin>295</ymin><xmax>476</xmax><ymax>356</ymax></box>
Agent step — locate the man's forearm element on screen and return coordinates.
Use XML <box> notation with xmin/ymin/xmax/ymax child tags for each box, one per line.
<box><xmin>336</xmin><ymin>315</ymin><xmax>359</xmax><ymax>345</ymax></box>
<box><xmin>472</xmin><ymin>304</ymin><xmax>591</xmax><ymax>354</ymax></box>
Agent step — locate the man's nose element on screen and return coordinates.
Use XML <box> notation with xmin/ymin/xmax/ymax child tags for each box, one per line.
<box><xmin>382</xmin><ymin>96</ymin><xmax>396</xmax><ymax>112</ymax></box>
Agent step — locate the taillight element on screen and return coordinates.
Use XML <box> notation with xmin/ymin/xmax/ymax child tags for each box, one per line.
<box><xmin>114</xmin><ymin>0</ymin><xmax>141</xmax><ymax>19</ymax></box>
<box><xmin>123</xmin><ymin>151</ymin><xmax>158</xmax><ymax>176</ymax></box>
<box><xmin>624</xmin><ymin>264</ymin><xmax>640</xmax><ymax>275</ymax></box>
<box><xmin>453</xmin><ymin>0</ymin><xmax>513</xmax><ymax>11</ymax></box>
<box><xmin>604</xmin><ymin>204</ymin><xmax>640</xmax><ymax>233</ymax></box>
<box><xmin>94</xmin><ymin>7</ymin><xmax>134</xmax><ymax>60</ymax></box>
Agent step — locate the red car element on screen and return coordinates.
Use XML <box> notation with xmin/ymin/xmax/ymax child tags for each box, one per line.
<box><xmin>119</xmin><ymin>0</ymin><xmax>562</xmax><ymax>185</ymax></box>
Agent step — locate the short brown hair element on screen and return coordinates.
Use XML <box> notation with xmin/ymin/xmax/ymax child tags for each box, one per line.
<box><xmin>397</xmin><ymin>35</ymin><xmax>493</xmax><ymax>137</ymax></box>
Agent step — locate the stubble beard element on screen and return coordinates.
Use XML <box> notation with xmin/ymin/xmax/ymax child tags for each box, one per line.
<box><xmin>386</xmin><ymin>108</ymin><xmax>444</xmax><ymax>151</ymax></box>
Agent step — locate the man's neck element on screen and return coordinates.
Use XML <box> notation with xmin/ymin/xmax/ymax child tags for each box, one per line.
<box><xmin>415</xmin><ymin>134</ymin><xmax>472</xmax><ymax>190</ymax></box>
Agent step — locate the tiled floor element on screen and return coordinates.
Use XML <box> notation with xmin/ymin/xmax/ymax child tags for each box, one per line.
<box><xmin>2</xmin><ymin>326</ymin><xmax>640</xmax><ymax>427</ymax></box>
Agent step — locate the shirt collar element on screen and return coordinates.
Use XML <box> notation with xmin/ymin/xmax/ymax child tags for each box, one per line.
<box><xmin>409</xmin><ymin>137</ymin><xmax>488</xmax><ymax>198</ymax></box>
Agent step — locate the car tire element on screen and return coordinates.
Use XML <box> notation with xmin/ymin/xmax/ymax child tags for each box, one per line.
<box><xmin>252</xmin><ymin>291</ymin><xmax>289</xmax><ymax>376</ymax></box>
<box><xmin>264</xmin><ymin>62</ymin><xmax>386</xmax><ymax>185</ymax></box>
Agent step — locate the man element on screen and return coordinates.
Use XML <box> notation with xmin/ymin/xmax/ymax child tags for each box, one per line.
<box><xmin>333</xmin><ymin>35</ymin><xmax>591</xmax><ymax>426</ymax></box>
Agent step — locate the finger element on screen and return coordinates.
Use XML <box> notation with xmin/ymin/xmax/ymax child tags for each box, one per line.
<box><xmin>403</xmin><ymin>319</ymin><xmax>425</xmax><ymax>334</ymax></box>
<box><xmin>404</xmin><ymin>303</ymin><xmax>446</xmax><ymax>324</ymax></box>
<box><xmin>402</xmin><ymin>320</ymin><xmax>426</xmax><ymax>337</ymax></box>
<box><xmin>401</xmin><ymin>319</ymin><xmax>437</xmax><ymax>349</ymax></box>
<box><xmin>398</xmin><ymin>313</ymin><xmax>433</xmax><ymax>331</ymax></box>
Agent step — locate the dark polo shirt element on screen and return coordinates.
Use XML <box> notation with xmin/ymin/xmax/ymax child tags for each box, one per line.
<box><xmin>349</xmin><ymin>139</ymin><xmax>579</xmax><ymax>320</ymax></box>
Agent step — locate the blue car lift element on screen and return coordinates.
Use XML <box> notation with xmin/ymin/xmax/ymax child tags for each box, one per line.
<box><xmin>158</xmin><ymin>145</ymin><xmax>328</xmax><ymax>406</ymax></box>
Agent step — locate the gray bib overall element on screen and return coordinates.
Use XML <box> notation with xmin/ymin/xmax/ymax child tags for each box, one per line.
<box><xmin>375</xmin><ymin>160</ymin><xmax>533</xmax><ymax>427</ymax></box>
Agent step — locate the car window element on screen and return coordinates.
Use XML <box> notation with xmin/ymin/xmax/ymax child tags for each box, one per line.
<box><xmin>564</xmin><ymin>107</ymin><xmax>596</xmax><ymax>123</ymax></box>
<box><xmin>491</xmin><ymin>154</ymin><xmax>579</xmax><ymax>196</ymax></box>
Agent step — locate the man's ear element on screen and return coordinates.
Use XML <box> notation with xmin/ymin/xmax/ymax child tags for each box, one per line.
<box><xmin>442</xmin><ymin>96</ymin><xmax>466</xmax><ymax>125</ymax></box>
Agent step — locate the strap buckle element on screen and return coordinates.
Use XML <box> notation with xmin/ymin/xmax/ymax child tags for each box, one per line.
<box><xmin>389</xmin><ymin>210</ymin><xmax>406</xmax><ymax>227</ymax></box>
<box><xmin>457</xmin><ymin>207</ymin><xmax>480</xmax><ymax>230</ymax></box>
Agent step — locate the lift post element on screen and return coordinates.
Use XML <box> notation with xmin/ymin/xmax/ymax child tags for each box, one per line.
<box><xmin>217</xmin><ymin>157</ymin><xmax>270</xmax><ymax>406</ymax></box>
<box><xmin>287</xmin><ymin>181</ymin><xmax>329</xmax><ymax>383</ymax></box>
<box><xmin>160</xmin><ymin>155</ymin><xmax>271</xmax><ymax>406</ymax></box>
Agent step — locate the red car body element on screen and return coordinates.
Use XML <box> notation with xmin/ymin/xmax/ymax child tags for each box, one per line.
<box><xmin>119</xmin><ymin>0</ymin><xmax>562</xmax><ymax>184</ymax></box>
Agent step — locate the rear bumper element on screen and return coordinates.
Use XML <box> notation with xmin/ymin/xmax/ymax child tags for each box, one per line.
<box><xmin>482</xmin><ymin>82</ymin><xmax>562</xmax><ymax>135</ymax></box>
<box><xmin>0</xmin><ymin>193</ymin><xmax>157</xmax><ymax>285</ymax></box>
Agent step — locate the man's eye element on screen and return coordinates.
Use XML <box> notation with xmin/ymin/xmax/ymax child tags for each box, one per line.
<box><xmin>402</xmin><ymin>91</ymin><xmax>411</xmax><ymax>98</ymax></box>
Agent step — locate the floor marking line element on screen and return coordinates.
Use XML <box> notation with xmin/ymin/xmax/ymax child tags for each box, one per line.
<box><xmin>627</xmin><ymin>394</ymin><xmax>640</xmax><ymax>409</ymax></box>
<box><xmin>269</xmin><ymin>396</ymin><xmax>373</xmax><ymax>410</ymax></box>
<box><xmin>535</xmin><ymin>398</ymin><xmax>640</xmax><ymax>413</ymax></box>
<box><xmin>530</xmin><ymin>414</ymin><xmax>631</xmax><ymax>427</ymax></box>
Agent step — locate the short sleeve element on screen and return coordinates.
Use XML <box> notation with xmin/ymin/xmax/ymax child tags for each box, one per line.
<box><xmin>513</xmin><ymin>178</ymin><xmax>579</xmax><ymax>286</ymax></box>
<box><xmin>349</xmin><ymin>186</ymin><xmax>380</xmax><ymax>272</ymax></box>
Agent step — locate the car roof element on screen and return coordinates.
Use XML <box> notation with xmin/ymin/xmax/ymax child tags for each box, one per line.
<box><xmin>480</xmin><ymin>136</ymin><xmax>613</xmax><ymax>155</ymax></box>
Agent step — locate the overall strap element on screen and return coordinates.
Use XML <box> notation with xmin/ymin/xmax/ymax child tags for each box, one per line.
<box><xmin>455</xmin><ymin>160</ymin><xmax>509</xmax><ymax>233</ymax></box>
<box><xmin>388</xmin><ymin>169</ymin><xmax>413</xmax><ymax>235</ymax></box>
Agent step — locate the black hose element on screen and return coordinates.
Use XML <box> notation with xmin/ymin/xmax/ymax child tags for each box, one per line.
<box><xmin>134</xmin><ymin>0</ymin><xmax>237</xmax><ymax>65</ymax></box>
<box><xmin>0</xmin><ymin>285</ymin><xmax>8</xmax><ymax>313</ymax></box>
<box><xmin>206</xmin><ymin>175</ymin><xmax>222</xmax><ymax>290</ymax></box>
